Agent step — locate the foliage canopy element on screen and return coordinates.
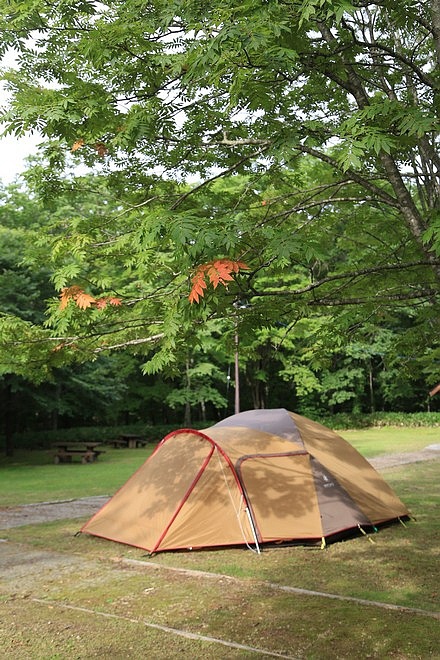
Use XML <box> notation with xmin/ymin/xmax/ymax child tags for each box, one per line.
<box><xmin>0</xmin><ymin>0</ymin><xmax>439</xmax><ymax>392</ymax></box>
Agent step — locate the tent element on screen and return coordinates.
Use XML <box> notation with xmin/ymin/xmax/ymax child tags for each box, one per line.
<box><xmin>80</xmin><ymin>408</ymin><xmax>409</xmax><ymax>553</ymax></box>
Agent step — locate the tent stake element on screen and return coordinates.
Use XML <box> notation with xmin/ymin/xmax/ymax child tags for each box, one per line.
<box><xmin>358</xmin><ymin>524</ymin><xmax>376</xmax><ymax>544</ymax></box>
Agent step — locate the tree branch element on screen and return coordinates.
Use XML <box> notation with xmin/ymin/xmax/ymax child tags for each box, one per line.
<box><xmin>310</xmin><ymin>289</ymin><xmax>438</xmax><ymax>306</ymax></box>
<box><xmin>253</xmin><ymin>260</ymin><xmax>440</xmax><ymax>297</ymax></box>
<box><xmin>295</xmin><ymin>144</ymin><xmax>400</xmax><ymax>208</ymax></box>
<box><xmin>170</xmin><ymin>145</ymin><xmax>270</xmax><ymax>209</ymax></box>
<box><xmin>93</xmin><ymin>334</ymin><xmax>164</xmax><ymax>353</ymax></box>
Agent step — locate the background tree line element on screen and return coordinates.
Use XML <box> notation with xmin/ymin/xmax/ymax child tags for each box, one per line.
<box><xmin>0</xmin><ymin>172</ymin><xmax>438</xmax><ymax>454</ymax></box>
<box><xmin>1</xmin><ymin>1</ymin><xmax>439</xmax><ymax>453</ymax></box>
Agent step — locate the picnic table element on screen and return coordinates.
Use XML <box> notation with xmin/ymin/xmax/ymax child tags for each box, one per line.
<box><xmin>52</xmin><ymin>442</ymin><xmax>105</xmax><ymax>464</ymax></box>
<box><xmin>109</xmin><ymin>433</ymin><xmax>147</xmax><ymax>449</ymax></box>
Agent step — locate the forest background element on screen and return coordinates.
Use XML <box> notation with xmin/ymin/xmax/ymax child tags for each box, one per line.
<box><xmin>1</xmin><ymin>0</ymin><xmax>440</xmax><ymax>455</ymax></box>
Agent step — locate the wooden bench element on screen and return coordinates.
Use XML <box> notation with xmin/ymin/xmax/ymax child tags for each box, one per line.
<box><xmin>110</xmin><ymin>434</ymin><xmax>147</xmax><ymax>449</ymax></box>
<box><xmin>52</xmin><ymin>443</ymin><xmax>105</xmax><ymax>464</ymax></box>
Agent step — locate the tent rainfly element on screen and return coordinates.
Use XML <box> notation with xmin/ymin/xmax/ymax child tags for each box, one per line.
<box><xmin>80</xmin><ymin>409</ymin><xmax>410</xmax><ymax>553</ymax></box>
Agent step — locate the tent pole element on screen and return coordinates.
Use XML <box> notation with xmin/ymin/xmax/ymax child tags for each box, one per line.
<box><xmin>245</xmin><ymin>507</ymin><xmax>261</xmax><ymax>554</ymax></box>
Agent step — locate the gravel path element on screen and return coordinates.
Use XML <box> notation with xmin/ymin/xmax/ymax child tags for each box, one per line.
<box><xmin>0</xmin><ymin>495</ymin><xmax>110</xmax><ymax>530</ymax></box>
<box><xmin>0</xmin><ymin>446</ymin><xmax>439</xmax><ymax>531</ymax></box>
<box><xmin>367</xmin><ymin>444</ymin><xmax>440</xmax><ymax>469</ymax></box>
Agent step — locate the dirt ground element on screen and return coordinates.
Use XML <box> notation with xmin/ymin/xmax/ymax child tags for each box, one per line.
<box><xmin>367</xmin><ymin>444</ymin><xmax>440</xmax><ymax>469</ymax></box>
<box><xmin>0</xmin><ymin>495</ymin><xmax>110</xmax><ymax>530</ymax></box>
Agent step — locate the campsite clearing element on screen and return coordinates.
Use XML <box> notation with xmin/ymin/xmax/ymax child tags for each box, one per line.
<box><xmin>0</xmin><ymin>445</ymin><xmax>439</xmax><ymax>658</ymax></box>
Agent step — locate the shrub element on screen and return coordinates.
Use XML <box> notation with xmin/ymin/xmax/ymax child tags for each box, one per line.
<box><xmin>4</xmin><ymin>421</ymin><xmax>215</xmax><ymax>451</ymax></box>
<box><xmin>3</xmin><ymin>412</ymin><xmax>440</xmax><ymax>451</ymax></box>
<box><xmin>317</xmin><ymin>411</ymin><xmax>440</xmax><ymax>430</ymax></box>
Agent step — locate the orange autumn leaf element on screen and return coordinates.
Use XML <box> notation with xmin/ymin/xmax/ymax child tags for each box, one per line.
<box><xmin>74</xmin><ymin>291</ymin><xmax>96</xmax><ymax>309</ymax></box>
<box><xmin>59</xmin><ymin>285</ymin><xmax>83</xmax><ymax>310</ymax></box>
<box><xmin>207</xmin><ymin>263</ymin><xmax>234</xmax><ymax>289</ymax></box>
<box><xmin>95</xmin><ymin>298</ymin><xmax>108</xmax><ymax>310</ymax></box>
<box><xmin>59</xmin><ymin>286</ymin><xmax>95</xmax><ymax>310</ymax></box>
<box><xmin>95</xmin><ymin>296</ymin><xmax>122</xmax><ymax>309</ymax></box>
<box><xmin>188</xmin><ymin>270</ymin><xmax>208</xmax><ymax>304</ymax></box>
<box><xmin>71</xmin><ymin>139</ymin><xmax>85</xmax><ymax>152</ymax></box>
<box><xmin>189</xmin><ymin>259</ymin><xmax>249</xmax><ymax>304</ymax></box>
<box><xmin>52</xmin><ymin>343</ymin><xmax>66</xmax><ymax>352</ymax></box>
<box><xmin>52</xmin><ymin>341</ymin><xmax>78</xmax><ymax>352</ymax></box>
<box><xmin>60</xmin><ymin>288</ymin><xmax>122</xmax><ymax>311</ymax></box>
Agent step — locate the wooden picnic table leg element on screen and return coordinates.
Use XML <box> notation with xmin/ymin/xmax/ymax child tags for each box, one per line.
<box><xmin>54</xmin><ymin>452</ymin><xmax>72</xmax><ymax>464</ymax></box>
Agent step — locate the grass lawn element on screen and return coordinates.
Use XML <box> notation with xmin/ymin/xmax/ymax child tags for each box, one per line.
<box><xmin>0</xmin><ymin>446</ymin><xmax>154</xmax><ymax>506</ymax></box>
<box><xmin>342</xmin><ymin>425</ymin><xmax>440</xmax><ymax>456</ymax></box>
<box><xmin>1</xmin><ymin>427</ymin><xmax>439</xmax><ymax>658</ymax></box>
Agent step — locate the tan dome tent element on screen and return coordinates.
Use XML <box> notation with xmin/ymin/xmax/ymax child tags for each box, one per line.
<box><xmin>80</xmin><ymin>409</ymin><xmax>409</xmax><ymax>553</ymax></box>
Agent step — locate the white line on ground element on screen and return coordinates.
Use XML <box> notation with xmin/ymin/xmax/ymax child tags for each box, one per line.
<box><xmin>119</xmin><ymin>558</ymin><xmax>440</xmax><ymax>621</ymax></box>
<box><xmin>31</xmin><ymin>598</ymin><xmax>298</xmax><ymax>659</ymax></box>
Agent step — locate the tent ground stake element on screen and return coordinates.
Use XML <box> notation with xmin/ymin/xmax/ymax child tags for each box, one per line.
<box><xmin>358</xmin><ymin>524</ymin><xmax>376</xmax><ymax>544</ymax></box>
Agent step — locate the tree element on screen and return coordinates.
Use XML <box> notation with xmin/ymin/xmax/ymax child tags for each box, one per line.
<box><xmin>0</xmin><ymin>0</ymin><xmax>439</xmax><ymax>385</ymax></box>
<box><xmin>0</xmin><ymin>182</ymin><xmax>55</xmax><ymax>454</ymax></box>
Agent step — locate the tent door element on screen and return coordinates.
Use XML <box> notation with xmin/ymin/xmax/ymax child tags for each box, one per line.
<box><xmin>237</xmin><ymin>452</ymin><xmax>323</xmax><ymax>542</ymax></box>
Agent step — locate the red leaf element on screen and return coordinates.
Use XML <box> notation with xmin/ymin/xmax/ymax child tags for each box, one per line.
<box><xmin>207</xmin><ymin>264</ymin><xmax>234</xmax><ymax>288</ymax></box>
<box><xmin>75</xmin><ymin>291</ymin><xmax>96</xmax><ymax>309</ymax></box>
<box><xmin>188</xmin><ymin>289</ymin><xmax>200</xmax><ymax>304</ymax></box>
<box><xmin>59</xmin><ymin>285</ymin><xmax>82</xmax><ymax>309</ymax></box>
<box><xmin>188</xmin><ymin>259</ymin><xmax>249</xmax><ymax>303</ymax></box>
<box><xmin>59</xmin><ymin>286</ymin><xmax>96</xmax><ymax>310</ymax></box>
<box><xmin>96</xmin><ymin>296</ymin><xmax>122</xmax><ymax>309</ymax></box>
<box><xmin>189</xmin><ymin>271</ymin><xmax>208</xmax><ymax>304</ymax></box>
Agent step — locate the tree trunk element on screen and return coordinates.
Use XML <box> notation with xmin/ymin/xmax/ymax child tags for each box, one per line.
<box><xmin>3</xmin><ymin>377</ymin><xmax>14</xmax><ymax>457</ymax></box>
<box><xmin>368</xmin><ymin>360</ymin><xmax>375</xmax><ymax>414</ymax></box>
<box><xmin>184</xmin><ymin>359</ymin><xmax>192</xmax><ymax>426</ymax></box>
<box><xmin>320</xmin><ymin>19</ymin><xmax>440</xmax><ymax>283</ymax></box>
<box><xmin>431</xmin><ymin>0</ymin><xmax>440</xmax><ymax>67</ymax></box>
<box><xmin>379</xmin><ymin>152</ymin><xmax>440</xmax><ymax>280</ymax></box>
<box><xmin>52</xmin><ymin>382</ymin><xmax>61</xmax><ymax>431</ymax></box>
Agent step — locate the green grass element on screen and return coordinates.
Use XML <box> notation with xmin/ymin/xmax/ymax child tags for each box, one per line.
<box><xmin>1</xmin><ymin>428</ymin><xmax>439</xmax><ymax>658</ymax></box>
<box><xmin>0</xmin><ymin>447</ymin><xmax>152</xmax><ymax>506</ymax></box>
<box><xmin>341</xmin><ymin>425</ymin><xmax>440</xmax><ymax>456</ymax></box>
